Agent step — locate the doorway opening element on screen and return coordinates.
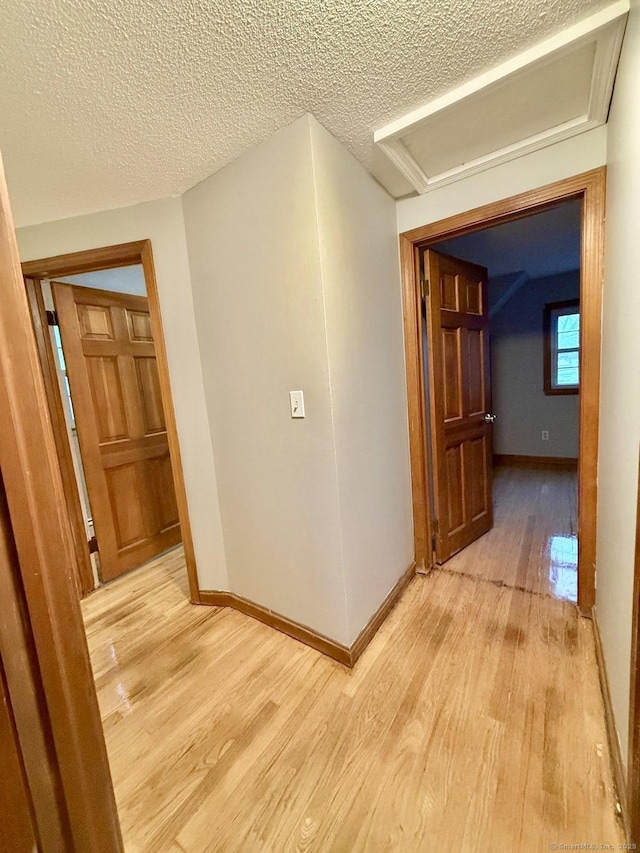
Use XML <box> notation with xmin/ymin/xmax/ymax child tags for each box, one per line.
<box><xmin>425</xmin><ymin>198</ymin><xmax>581</xmax><ymax>602</ymax></box>
<box><xmin>399</xmin><ymin>168</ymin><xmax>606</xmax><ymax>612</ymax></box>
<box><xmin>21</xmin><ymin>241</ymin><xmax>200</xmax><ymax>602</ymax></box>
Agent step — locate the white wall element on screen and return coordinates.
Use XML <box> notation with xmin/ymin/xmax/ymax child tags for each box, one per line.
<box><xmin>16</xmin><ymin>197</ymin><xmax>229</xmax><ymax>591</ymax></box>
<box><xmin>396</xmin><ymin>125</ymin><xmax>607</xmax><ymax>234</ymax></box>
<box><xmin>309</xmin><ymin>117</ymin><xmax>414</xmax><ymax>643</ymax></box>
<box><xmin>182</xmin><ymin>115</ymin><xmax>350</xmax><ymax>642</ymax></box>
<box><xmin>491</xmin><ymin>272</ymin><xmax>580</xmax><ymax>459</ymax></box>
<box><xmin>596</xmin><ymin>0</ymin><xmax>640</xmax><ymax>770</ymax></box>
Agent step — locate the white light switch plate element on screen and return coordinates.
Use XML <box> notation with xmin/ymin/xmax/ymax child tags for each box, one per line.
<box><xmin>289</xmin><ymin>390</ymin><xmax>305</xmax><ymax>418</ymax></box>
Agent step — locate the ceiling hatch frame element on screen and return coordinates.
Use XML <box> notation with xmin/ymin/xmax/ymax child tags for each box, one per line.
<box><xmin>374</xmin><ymin>0</ymin><xmax>628</xmax><ymax>195</ymax></box>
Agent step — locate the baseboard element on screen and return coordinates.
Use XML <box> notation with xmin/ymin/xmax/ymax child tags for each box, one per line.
<box><xmin>198</xmin><ymin>560</ymin><xmax>417</xmax><ymax>669</ymax></box>
<box><xmin>349</xmin><ymin>561</ymin><xmax>417</xmax><ymax>665</ymax></box>
<box><xmin>197</xmin><ymin>589</ymin><xmax>352</xmax><ymax>666</ymax></box>
<box><xmin>493</xmin><ymin>453</ymin><xmax>578</xmax><ymax>470</ymax></box>
<box><xmin>592</xmin><ymin>608</ymin><xmax>630</xmax><ymax>839</ymax></box>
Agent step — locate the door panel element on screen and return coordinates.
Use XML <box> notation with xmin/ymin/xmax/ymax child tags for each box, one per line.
<box><xmin>135</xmin><ymin>357</ymin><xmax>165</xmax><ymax>433</ymax></box>
<box><xmin>52</xmin><ymin>284</ymin><xmax>181</xmax><ymax>581</ymax></box>
<box><xmin>0</xmin><ymin>658</ymin><xmax>38</xmax><ymax>853</ymax></box>
<box><xmin>0</xmin><ymin>473</ymin><xmax>72</xmax><ymax>850</ymax></box>
<box><xmin>442</xmin><ymin>328</ymin><xmax>463</xmax><ymax>421</ymax></box>
<box><xmin>424</xmin><ymin>249</ymin><xmax>493</xmax><ymax>562</ymax></box>
<box><xmin>467</xmin><ymin>330</ymin><xmax>485</xmax><ymax>416</ymax></box>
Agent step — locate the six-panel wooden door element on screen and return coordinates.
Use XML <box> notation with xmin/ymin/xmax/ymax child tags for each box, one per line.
<box><xmin>52</xmin><ymin>283</ymin><xmax>181</xmax><ymax>581</ymax></box>
<box><xmin>423</xmin><ymin>249</ymin><xmax>494</xmax><ymax>562</ymax></box>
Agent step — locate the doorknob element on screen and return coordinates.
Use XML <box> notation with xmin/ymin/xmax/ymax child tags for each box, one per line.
<box><xmin>484</xmin><ymin>413</ymin><xmax>497</xmax><ymax>423</ymax></box>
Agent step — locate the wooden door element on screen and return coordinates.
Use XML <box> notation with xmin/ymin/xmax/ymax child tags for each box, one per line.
<box><xmin>0</xmin><ymin>475</ymin><xmax>71</xmax><ymax>851</ymax></box>
<box><xmin>52</xmin><ymin>284</ymin><xmax>181</xmax><ymax>581</ymax></box>
<box><xmin>0</xmin><ymin>655</ymin><xmax>39</xmax><ymax>852</ymax></box>
<box><xmin>423</xmin><ymin>249</ymin><xmax>493</xmax><ymax>562</ymax></box>
<box><xmin>0</xmin><ymin>151</ymin><xmax>122</xmax><ymax>850</ymax></box>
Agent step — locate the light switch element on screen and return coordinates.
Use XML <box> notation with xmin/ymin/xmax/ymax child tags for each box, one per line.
<box><xmin>289</xmin><ymin>390</ymin><xmax>305</xmax><ymax>418</ymax></box>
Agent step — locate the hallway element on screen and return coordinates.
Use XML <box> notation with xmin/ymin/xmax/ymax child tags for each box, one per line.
<box><xmin>82</xmin><ymin>462</ymin><xmax>621</xmax><ymax>852</ymax></box>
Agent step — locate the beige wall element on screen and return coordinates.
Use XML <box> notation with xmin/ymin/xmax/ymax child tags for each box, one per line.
<box><xmin>396</xmin><ymin>125</ymin><xmax>607</xmax><ymax>234</ymax></box>
<box><xmin>309</xmin><ymin>117</ymin><xmax>414</xmax><ymax>642</ymax></box>
<box><xmin>182</xmin><ymin>114</ymin><xmax>413</xmax><ymax>644</ymax></box>
<box><xmin>596</xmin><ymin>0</ymin><xmax>640</xmax><ymax>769</ymax></box>
<box><xmin>491</xmin><ymin>271</ymin><xmax>580</xmax><ymax>459</ymax></box>
<box><xmin>16</xmin><ymin>197</ymin><xmax>229</xmax><ymax>591</ymax></box>
<box><xmin>182</xmin><ymin>115</ymin><xmax>350</xmax><ymax>642</ymax></box>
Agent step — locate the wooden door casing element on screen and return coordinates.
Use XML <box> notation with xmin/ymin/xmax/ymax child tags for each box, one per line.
<box><xmin>24</xmin><ymin>278</ymin><xmax>95</xmax><ymax>597</ymax></box>
<box><xmin>424</xmin><ymin>249</ymin><xmax>493</xmax><ymax>562</ymax></box>
<box><xmin>0</xmin><ymin>471</ymin><xmax>72</xmax><ymax>851</ymax></box>
<box><xmin>0</xmin><ymin>150</ymin><xmax>122</xmax><ymax>850</ymax></box>
<box><xmin>52</xmin><ymin>284</ymin><xmax>181</xmax><ymax>581</ymax></box>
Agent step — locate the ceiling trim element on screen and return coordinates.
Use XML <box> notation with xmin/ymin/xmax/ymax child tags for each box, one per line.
<box><xmin>374</xmin><ymin>0</ymin><xmax>628</xmax><ymax>195</ymax></box>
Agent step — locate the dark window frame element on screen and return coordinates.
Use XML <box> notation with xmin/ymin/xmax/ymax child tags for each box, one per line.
<box><xmin>543</xmin><ymin>298</ymin><xmax>580</xmax><ymax>396</ymax></box>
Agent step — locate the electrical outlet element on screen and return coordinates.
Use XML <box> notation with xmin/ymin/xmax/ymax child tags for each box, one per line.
<box><xmin>541</xmin><ymin>430</ymin><xmax>549</xmax><ymax>441</ymax></box>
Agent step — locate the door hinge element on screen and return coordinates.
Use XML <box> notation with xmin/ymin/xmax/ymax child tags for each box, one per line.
<box><xmin>45</xmin><ymin>309</ymin><xmax>59</xmax><ymax>327</ymax></box>
<box><xmin>431</xmin><ymin>519</ymin><xmax>439</xmax><ymax>552</ymax></box>
<box><xmin>88</xmin><ymin>536</ymin><xmax>99</xmax><ymax>555</ymax></box>
<box><xmin>420</xmin><ymin>270</ymin><xmax>429</xmax><ymax>299</ymax></box>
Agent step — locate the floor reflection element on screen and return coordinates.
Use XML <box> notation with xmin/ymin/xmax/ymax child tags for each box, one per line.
<box><xmin>548</xmin><ymin>534</ymin><xmax>578</xmax><ymax>602</ymax></box>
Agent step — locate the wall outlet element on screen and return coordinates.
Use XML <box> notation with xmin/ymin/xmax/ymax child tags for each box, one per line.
<box><xmin>541</xmin><ymin>430</ymin><xmax>549</xmax><ymax>441</ymax></box>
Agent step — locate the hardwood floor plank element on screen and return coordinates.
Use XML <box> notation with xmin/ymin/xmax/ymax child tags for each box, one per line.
<box><xmin>81</xmin><ymin>467</ymin><xmax>620</xmax><ymax>851</ymax></box>
<box><xmin>445</xmin><ymin>464</ymin><xmax>578</xmax><ymax>601</ymax></box>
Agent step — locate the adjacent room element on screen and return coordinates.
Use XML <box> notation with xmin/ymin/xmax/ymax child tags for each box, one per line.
<box><xmin>428</xmin><ymin>199</ymin><xmax>581</xmax><ymax>602</ymax></box>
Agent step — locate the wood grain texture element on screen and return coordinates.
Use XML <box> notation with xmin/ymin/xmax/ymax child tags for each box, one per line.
<box><xmin>0</xmin><ymin>473</ymin><xmax>70</xmax><ymax>850</ymax></box>
<box><xmin>198</xmin><ymin>588</ymin><xmax>352</xmax><ymax>666</ymax></box>
<box><xmin>399</xmin><ymin>234</ymin><xmax>432</xmax><ymax>571</ymax></box>
<box><xmin>0</xmin><ymin>656</ymin><xmax>38</xmax><ymax>852</ymax></box>
<box><xmin>22</xmin><ymin>241</ymin><xmax>201</xmax><ymax>602</ymax></box>
<box><xmin>0</xmin><ymin>152</ymin><xmax>123</xmax><ymax>850</ymax></box>
<box><xmin>593</xmin><ymin>608</ymin><xmax>629</xmax><ymax>840</ymax></box>
<box><xmin>200</xmin><ymin>560</ymin><xmax>417</xmax><ymax>667</ymax></box>
<box><xmin>445</xmin><ymin>465</ymin><xmax>578</xmax><ymax>602</ymax></box>
<box><xmin>24</xmin><ymin>277</ymin><xmax>95</xmax><ymax>597</ymax></box>
<box><xmin>82</xmin><ymin>543</ymin><xmax>623</xmax><ymax>852</ymax></box>
<box><xmin>349</xmin><ymin>560</ymin><xmax>417</xmax><ymax>665</ymax></box>
<box><xmin>399</xmin><ymin>167</ymin><xmax>606</xmax><ymax>612</ymax></box>
<box><xmin>52</xmin><ymin>283</ymin><xmax>181</xmax><ymax>581</ymax></box>
<box><xmin>424</xmin><ymin>249</ymin><xmax>493</xmax><ymax>562</ymax></box>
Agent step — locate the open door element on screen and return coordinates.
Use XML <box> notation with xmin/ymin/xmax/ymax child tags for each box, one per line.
<box><xmin>52</xmin><ymin>283</ymin><xmax>181</xmax><ymax>581</ymax></box>
<box><xmin>423</xmin><ymin>249</ymin><xmax>494</xmax><ymax>563</ymax></box>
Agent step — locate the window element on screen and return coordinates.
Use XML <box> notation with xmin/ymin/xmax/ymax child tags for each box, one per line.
<box><xmin>52</xmin><ymin>324</ymin><xmax>76</xmax><ymax>427</ymax></box>
<box><xmin>544</xmin><ymin>299</ymin><xmax>580</xmax><ymax>395</ymax></box>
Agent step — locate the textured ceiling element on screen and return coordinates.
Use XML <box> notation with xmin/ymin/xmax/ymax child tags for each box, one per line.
<box><xmin>1</xmin><ymin>0</ymin><xmax>610</xmax><ymax>227</ymax></box>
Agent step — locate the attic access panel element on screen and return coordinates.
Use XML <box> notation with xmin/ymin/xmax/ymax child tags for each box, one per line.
<box><xmin>375</xmin><ymin>1</ymin><xmax>628</xmax><ymax>195</ymax></box>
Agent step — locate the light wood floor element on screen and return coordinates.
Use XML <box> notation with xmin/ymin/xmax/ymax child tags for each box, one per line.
<box><xmin>82</xmin><ymin>466</ymin><xmax>621</xmax><ymax>852</ymax></box>
<box><xmin>446</xmin><ymin>464</ymin><xmax>578</xmax><ymax>601</ymax></box>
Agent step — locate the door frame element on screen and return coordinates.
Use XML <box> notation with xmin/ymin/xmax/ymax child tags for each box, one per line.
<box><xmin>21</xmin><ymin>241</ymin><xmax>201</xmax><ymax>603</ymax></box>
<box><xmin>399</xmin><ymin>167</ymin><xmax>606</xmax><ymax>611</ymax></box>
<box><xmin>25</xmin><ymin>275</ymin><xmax>96</xmax><ymax>596</ymax></box>
<box><xmin>0</xmin><ymin>156</ymin><xmax>123</xmax><ymax>850</ymax></box>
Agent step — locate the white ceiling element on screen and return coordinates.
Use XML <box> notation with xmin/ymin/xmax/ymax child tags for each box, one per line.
<box><xmin>56</xmin><ymin>265</ymin><xmax>146</xmax><ymax>295</ymax></box>
<box><xmin>1</xmin><ymin>0</ymin><xmax>612</xmax><ymax>227</ymax></box>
